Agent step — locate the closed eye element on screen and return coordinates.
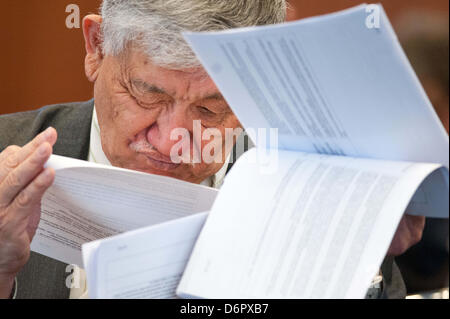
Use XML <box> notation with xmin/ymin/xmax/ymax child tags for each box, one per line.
<box><xmin>197</xmin><ymin>106</ymin><xmax>216</xmax><ymax>115</ymax></box>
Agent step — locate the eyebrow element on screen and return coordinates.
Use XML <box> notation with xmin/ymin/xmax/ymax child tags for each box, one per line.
<box><xmin>131</xmin><ymin>79</ymin><xmax>167</xmax><ymax>95</ymax></box>
<box><xmin>131</xmin><ymin>79</ymin><xmax>225</xmax><ymax>101</ymax></box>
<box><xmin>202</xmin><ymin>93</ymin><xmax>225</xmax><ymax>101</ymax></box>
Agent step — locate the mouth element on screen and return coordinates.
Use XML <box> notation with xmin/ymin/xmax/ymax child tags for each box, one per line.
<box><xmin>139</xmin><ymin>152</ymin><xmax>181</xmax><ymax>171</ymax></box>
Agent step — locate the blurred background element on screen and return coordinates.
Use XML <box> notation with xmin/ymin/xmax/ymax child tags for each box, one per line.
<box><xmin>0</xmin><ymin>0</ymin><xmax>448</xmax><ymax>297</ymax></box>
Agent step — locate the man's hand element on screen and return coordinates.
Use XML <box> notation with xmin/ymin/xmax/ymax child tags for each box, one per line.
<box><xmin>0</xmin><ymin>127</ymin><xmax>57</xmax><ymax>298</ymax></box>
<box><xmin>387</xmin><ymin>214</ymin><xmax>425</xmax><ymax>256</ymax></box>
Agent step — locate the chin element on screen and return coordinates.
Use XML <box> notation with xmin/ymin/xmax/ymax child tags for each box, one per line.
<box><xmin>132</xmin><ymin>161</ymin><xmax>192</xmax><ymax>181</ymax></box>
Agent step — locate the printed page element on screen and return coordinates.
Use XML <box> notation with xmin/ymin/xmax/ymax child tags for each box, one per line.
<box><xmin>82</xmin><ymin>212</ymin><xmax>207</xmax><ymax>299</ymax></box>
<box><xmin>31</xmin><ymin>155</ymin><xmax>218</xmax><ymax>266</ymax></box>
<box><xmin>183</xmin><ymin>4</ymin><xmax>449</xmax><ymax>168</ymax></box>
<box><xmin>177</xmin><ymin>149</ymin><xmax>449</xmax><ymax>298</ymax></box>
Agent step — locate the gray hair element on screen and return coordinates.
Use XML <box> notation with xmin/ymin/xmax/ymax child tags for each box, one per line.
<box><xmin>100</xmin><ymin>0</ymin><xmax>287</xmax><ymax>69</ymax></box>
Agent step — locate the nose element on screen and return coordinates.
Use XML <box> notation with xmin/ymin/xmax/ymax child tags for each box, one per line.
<box><xmin>146</xmin><ymin>106</ymin><xmax>192</xmax><ymax>157</ymax></box>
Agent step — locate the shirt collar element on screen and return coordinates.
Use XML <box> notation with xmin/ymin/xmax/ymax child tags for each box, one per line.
<box><xmin>88</xmin><ymin>106</ymin><xmax>229</xmax><ymax>188</ymax></box>
<box><xmin>88</xmin><ymin>107</ymin><xmax>111</xmax><ymax>166</ymax></box>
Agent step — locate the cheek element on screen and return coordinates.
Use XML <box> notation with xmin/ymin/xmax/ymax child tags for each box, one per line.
<box><xmin>103</xmin><ymin>91</ymin><xmax>157</xmax><ymax>139</ymax></box>
<box><xmin>96</xmin><ymin>95</ymin><xmax>156</xmax><ymax>162</ymax></box>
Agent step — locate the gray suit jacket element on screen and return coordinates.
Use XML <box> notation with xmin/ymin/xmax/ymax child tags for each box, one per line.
<box><xmin>0</xmin><ymin>100</ymin><xmax>406</xmax><ymax>299</ymax></box>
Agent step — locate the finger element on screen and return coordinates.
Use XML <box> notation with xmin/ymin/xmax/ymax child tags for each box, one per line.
<box><xmin>407</xmin><ymin>215</ymin><xmax>425</xmax><ymax>229</ymax></box>
<box><xmin>0</xmin><ymin>127</ymin><xmax>57</xmax><ymax>182</ymax></box>
<box><xmin>10</xmin><ymin>167</ymin><xmax>55</xmax><ymax>221</ymax></box>
<box><xmin>0</xmin><ymin>145</ymin><xmax>21</xmax><ymax>165</ymax></box>
<box><xmin>0</xmin><ymin>144</ymin><xmax>53</xmax><ymax>208</ymax></box>
<box><xmin>406</xmin><ymin>215</ymin><xmax>425</xmax><ymax>244</ymax></box>
<box><xmin>387</xmin><ymin>216</ymin><xmax>410</xmax><ymax>256</ymax></box>
<box><xmin>16</xmin><ymin>127</ymin><xmax>57</xmax><ymax>164</ymax></box>
<box><xmin>387</xmin><ymin>215</ymin><xmax>425</xmax><ymax>256</ymax></box>
<box><xmin>387</xmin><ymin>234</ymin><xmax>411</xmax><ymax>256</ymax></box>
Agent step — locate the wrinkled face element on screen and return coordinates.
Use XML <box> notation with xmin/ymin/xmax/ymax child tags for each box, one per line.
<box><xmin>93</xmin><ymin>50</ymin><xmax>241</xmax><ymax>184</ymax></box>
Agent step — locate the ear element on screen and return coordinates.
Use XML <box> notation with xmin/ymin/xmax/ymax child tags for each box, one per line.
<box><xmin>82</xmin><ymin>14</ymin><xmax>103</xmax><ymax>82</ymax></box>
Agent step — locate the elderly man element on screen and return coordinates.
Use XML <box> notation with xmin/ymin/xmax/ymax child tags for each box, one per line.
<box><xmin>0</xmin><ymin>0</ymin><xmax>424</xmax><ymax>299</ymax></box>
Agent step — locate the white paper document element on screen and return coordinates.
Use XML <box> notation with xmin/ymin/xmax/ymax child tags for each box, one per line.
<box><xmin>31</xmin><ymin>155</ymin><xmax>218</xmax><ymax>266</ymax></box>
<box><xmin>83</xmin><ymin>212</ymin><xmax>208</xmax><ymax>299</ymax></box>
<box><xmin>177</xmin><ymin>150</ymin><xmax>448</xmax><ymax>299</ymax></box>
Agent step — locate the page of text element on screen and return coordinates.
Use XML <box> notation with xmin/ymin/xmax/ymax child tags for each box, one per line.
<box><xmin>178</xmin><ymin>149</ymin><xmax>448</xmax><ymax>298</ymax></box>
<box><xmin>83</xmin><ymin>213</ymin><xmax>207</xmax><ymax>299</ymax></box>
<box><xmin>31</xmin><ymin>155</ymin><xmax>218</xmax><ymax>266</ymax></box>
